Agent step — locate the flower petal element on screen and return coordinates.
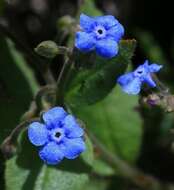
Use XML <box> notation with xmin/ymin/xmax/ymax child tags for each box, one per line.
<box><xmin>148</xmin><ymin>64</ymin><xmax>163</xmax><ymax>73</ymax></box>
<box><xmin>143</xmin><ymin>74</ymin><xmax>156</xmax><ymax>87</ymax></box>
<box><xmin>96</xmin><ymin>39</ymin><xmax>118</xmax><ymax>58</ymax></box>
<box><xmin>118</xmin><ymin>76</ymin><xmax>142</xmax><ymax>95</ymax></box>
<box><xmin>42</xmin><ymin>107</ymin><xmax>67</xmax><ymax>129</ymax></box>
<box><xmin>107</xmin><ymin>24</ymin><xmax>124</xmax><ymax>41</ymax></box>
<box><xmin>80</xmin><ymin>13</ymin><xmax>96</xmax><ymax>32</ymax></box>
<box><xmin>60</xmin><ymin>138</ymin><xmax>86</xmax><ymax>159</ymax></box>
<box><xmin>95</xmin><ymin>15</ymin><xmax>119</xmax><ymax>30</ymax></box>
<box><xmin>28</xmin><ymin>122</ymin><xmax>48</xmax><ymax>146</ymax></box>
<box><xmin>143</xmin><ymin>60</ymin><xmax>149</xmax><ymax>67</ymax></box>
<box><xmin>75</xmin><ymin>32</ymin><xmax>96</xmax><ymax>52</ymax></box>
<box><xmin>39</xmin><ymin>142</ymin><xmax>64</xmax><ymax>165</ymax></box>
<box><xmin>117</xmin><ymin>72</ymin><xmax>134</xmax><ymax>86</ymax></box>
<box><xmin>63</xmin><ymin>115</ymin><xmax>84</xmax><ymax>138</ymax></box>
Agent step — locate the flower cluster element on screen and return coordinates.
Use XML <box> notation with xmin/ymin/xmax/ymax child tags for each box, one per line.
<box><xmin>75</xmin><ymin>14</ymin><xmax>163</xmax><ymax>95</ymax></box>
<box><xmin>28</xmin><ymin>107</ymin><xmax>85</xmax><ymax>165</ymax></box>
<box><xmin>28</xmin><ymin>14</ymin><xmax>164</xmax><ymax>166</ymax></box>
<box><xmin>117</xmin><ymin>60</ymin><xmax>162</xmax><ymax>95</ymax></box>
<box><xmin>75</xmin><ymin>13</ymin><xmax>124</xmax><ymax>58</ymax></box>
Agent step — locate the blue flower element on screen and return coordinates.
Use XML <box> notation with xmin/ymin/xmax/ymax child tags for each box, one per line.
<box><xmin>28</xmin><ymin>107</ymin><xmax>85</xmax><ymax>165</ymax></box>
<box><xmin>117</xmin><ymin>60</ymin><xmax>163</xmax><ymax>95</ymax></box>
<box><xmin>75</xmin><ymin>13</ymin><xmax>124</xmax><ymax>58</ymax></box>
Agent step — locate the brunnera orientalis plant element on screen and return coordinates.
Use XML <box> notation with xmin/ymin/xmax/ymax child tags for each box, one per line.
<box><xmin>1</xmin><ymin>1</ymin><xmax>174</xmax><ymax>190</ymax></box>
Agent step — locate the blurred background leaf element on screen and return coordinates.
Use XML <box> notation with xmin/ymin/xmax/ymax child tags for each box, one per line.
<box><xmin>135</xmin><ymin>30</ymin><xmax>167</xmax><ymax>64</ymax></box>
<box><xmin>79</xmin><ymin>0</ymin><xmax>102</xmax><ymax>16</ymax></box>
<box><xmin>0</xmin><ymin>0</ymin><xmax>4</xmax><ymax>14</ymax></box>
<box><xmin>0</xmin><ymin>37</ymin><xmax>38</xmax><ymax>144</ymax></box>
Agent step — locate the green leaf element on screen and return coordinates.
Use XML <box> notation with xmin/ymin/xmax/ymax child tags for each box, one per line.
<box><xmin>92</xmin><ymin>159</ymin><xmax>115</xmax><ymax>176</ymax></box>
<box><xmin>71</xmin><ymin>86</ymin><xmax>142</xmax><ymax>163</ymax></box>
<box><xmin>135</xmin><ymin>30</ymin><xmax>167</xmax><ymax>64</ymax></box>
<box><xmin>5</xmin><ymin>131</ymin><xmax>89</xmax><ymax>190</ymax></box>
<box><xmin>6</xmin><ymin>159</ymin><xmax>88</xmax><ymax>190</ymax></box>
<box><xmin>78</xmin><ymin>0</ymin><xmax>102</xmax><ymax>16</ymax></box>
<box><xmin>82</xmin><ymin>176</ymin><xmax>129</xmax><ymax>190</ymax></box>
<box><xmin>108</xmin><ymin>177</ymin><xmax>130</xmax><ymax>190</ymax></box>
<box><xmin>65</xmin><ymin>40</ymin><xmax>136</xmax><ymax>107</ymax></box>
<box><xmin>0</xmin><ymin>37</ymin><xmax>39</xmax><ymax>144</ymax></box>
<box><xmin>81</xmin><ymin>135</ymin><xmax>94</xmax><ymax>167</ymax></box>
<box><xmin>82</xmin><ymin>178</ymin><xmax>109</xmax><ymax>190</ymax></box>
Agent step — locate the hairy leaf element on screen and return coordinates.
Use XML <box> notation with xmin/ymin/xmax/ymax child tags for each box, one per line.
<box><xmin>72</xmin><ymin>86</ymin><xmax>142</xmax><ymax>164</ymax></box>
<box><xmin>65</xmin><ymin>40</ymin><xmax>136</xmax><ymax>107</ymax></box>
<box><xmin>5</xmin><ymin>131</ymin><xmax>89</xmax><ymax>190</ymax></box>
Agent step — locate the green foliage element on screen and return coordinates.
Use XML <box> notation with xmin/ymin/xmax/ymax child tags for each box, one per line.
<box><xmin>135</xmin><ymin>31</ymin><xmax>167</xmax><ymax>64</ymax></box>
<box><xmin>0</xmin><ymin>38</ymin><xmax>38</xmax><ymax>144</ymax></box>
<box><xmin>135</xmin><ymin>30</ymin><xmax>174</xmax><ymax>89</ymax></box>
<box><xmin>82</xmin><ymin>178</ymin><xmax>110</xmax><ymax>190</ymax></box>
<box><xmin>6</xmin><ymin>159</ymin><xmax>88</xmax><ymax>190</ymax></box>
<box><xmin>5</xmin><ymin>131</ymin><xmax>90</xmax><ymax>190</ymax></box>
<box><xmin>65</xmin><ymin>40</ymin><xmax>136</xmax><ymax>107</ymax></box>
<box><xmin>64</xmin><ymin>38</ymin><xmax>141</xmax><ymax>176</ymax></box>
<box><xmin>92</xmin><ymin>159</ymin><xmax>115</xmax><ymax>176</ymax></box>
<box><xmin>2</xmin><ymin>0</ymin><xmax>170</xmax><ymax>189</ymax></box>
<box><xmin>72</xmin><ymin>86</ymin><xmax>142</xmax><ymax>163</ymax></box>
<box><xmin>79</xmin><ymin>0</ymin><xmax>102</xmax><ymax>16</ymax></box>
<box><xmin>81</xmin><ymin>135</ymin><xmax>94</xmax><ymax>167</ymax></box>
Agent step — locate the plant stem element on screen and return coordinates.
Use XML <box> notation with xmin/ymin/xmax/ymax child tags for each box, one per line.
<box><xmin>88</xmin><ymin>131</ymin><xmax>173</xmax><ymax>190</ymax></box>
<box><xmin>1</xmin><ymin>118</ymin><xmax>39</xmax><ymax>159</ymax></box>
<box><xmin>35</xmin><ymin>85</ymin><xmax>56</xmax><ymax>110</ymax></box>
<box><xmin>56</xmin><ymin>48</ymin><xmax>74</xmax><ymax>105</ymax></box>
<box><xmin>152</xmin><ymin>74</ymin><xmax>169</xmax><ymax>95</ymax></box>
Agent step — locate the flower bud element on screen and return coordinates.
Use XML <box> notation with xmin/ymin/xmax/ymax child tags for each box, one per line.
<box><xmin>35</xmin><ymin>40</ymin><xmax>59</xmax><ymax>59</ymax></box>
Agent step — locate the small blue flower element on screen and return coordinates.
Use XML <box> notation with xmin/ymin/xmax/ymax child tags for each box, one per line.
<box><xmin>28</xmin><ymin>107</ymin><xmax>85</xmax><ymax>165</ymax></box>
<box><xmin>117</xmin><ymin>60</ymin><xmax>163</xmax><ymax>95</ymax></box>
<box><xmin>75</xmin><ymin>13</ymin><xmax>124</xmax><ymax>58</ymax></box>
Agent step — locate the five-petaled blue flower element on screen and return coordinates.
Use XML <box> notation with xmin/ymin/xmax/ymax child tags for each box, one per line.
<box><xmin>28</xmin><ymin>107</ymin><xmax>85</xmax><ymax>165</ymax></box>
<box><xmin>75</xmin><ymin>13</ymin><xmax>124</xmax><ymax>58</ymax></box>
<box><xmin>117</xmin><ymin>60</ymin><xmax>163</xmax><ymax>95</ymax></box>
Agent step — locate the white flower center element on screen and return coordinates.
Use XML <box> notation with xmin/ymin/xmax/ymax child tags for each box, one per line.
<box><xmin>50</xmin><ymin>128</ymin><xmax>65</xmax><ymax>143</ymax></box>
<box><xmin>95</xmin><ymin>26</ymin><xmax>106</xmax><ymax>39</ymax></box>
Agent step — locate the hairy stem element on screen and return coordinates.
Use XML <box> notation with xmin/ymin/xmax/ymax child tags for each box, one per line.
<box><xmin>35</xmin><ymin>85</ymin><xmax>56</xmax><ymax>110</ymax></box>
<box><xmin>152</xmin><ymin>74</ymin><xmax>169</xmax><ymax>95</ymax></box>
<box><xmin>89</xmin><ymin>131</ymin><xmax>173</xmax><ymax>190</ymax></box>
<box><xmin>1</xmin><ymin>118</ymin><xmax>39</xmax><ymax>159</ymax></box>
<box><xmin>56</xmin><ymin>48</ymin><xmax>74</xmax><ymax>105</ymax></box>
